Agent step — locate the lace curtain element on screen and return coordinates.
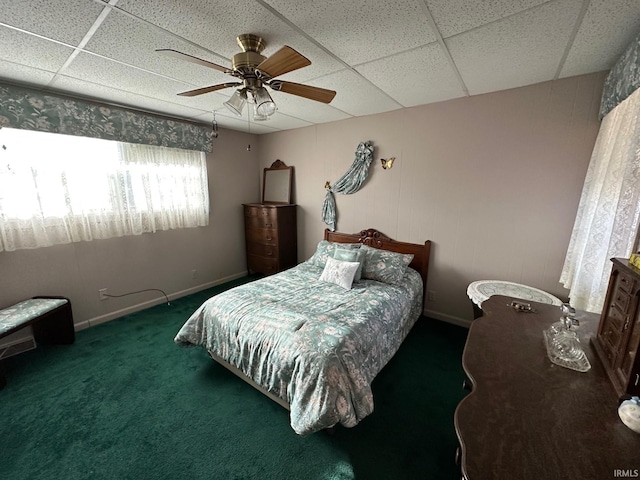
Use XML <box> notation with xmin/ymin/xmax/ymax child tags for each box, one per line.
<box><xmin>322</xmin><ymin>141</ymin><xmax>374</xmax><ymax>231</ymax></box>
<box><xmin>0</xmin><ymin>128</ymin><xmax>209</xmax><ymax>252</ymax></box>
<box><xmin>560</xmin><ymin>87</ymin><xmax>640</xmax><ymax>313</ymax></box>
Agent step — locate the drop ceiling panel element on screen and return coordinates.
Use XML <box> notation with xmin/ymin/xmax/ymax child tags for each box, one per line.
<box><xmin>195</xmin><ymin>111</ymin><xmax>277</xmax><ymax>134</ymax></box>
<box><xmin>1</xmin><ymin>0</ymin><xmax>640</xmax><ymax>135</ymax></box>
<box><xmin>560</xmin><ymin>0</ymin><xmax>640</xmax><ymax>78</ymax></box>
<box><xmin>0</xmin><ymin>60</ymin><xmax>55</xmax><ymax>87</ymax></box>
<box><xmin>116</xmin><ymin>0</ymin><xmax>344</xmax><ymax>83</ymax></box>
<box><xmin>0</xmin><ymin>26</ymin><xmax>74</xmax><ymax>73</ymax></box>
<box><xmin>60</xmin><ymin>52</ymin><xmax>195</xmax><ymax>103</ymax></box>
<box><xmin>356</xmin><ymin>43</ymin><xmax>466</xmax><ymax>107</ymax></box>
<box><xmin>269</xmin><ymin>91</ymin><xmax>352</xmax><ymax>124</ymax></box>
<box><xmin>195</xmin><ymin>108</ymin><xmax>313</xmax><ymax>132</ymax></box>
<box><xmin>426</xmin><ymin>0</ymin><xmax>548</xmax><ymax>38</ymax></box>
<box><xmin>83</xmin><ymin>10</ymin><xmax>230</xmax><ymax>89</ymax></box>
<box><xmin>264</xmin><ymin>0</ymin><xmax>437</xmax><ymax>65</ymax></box>
<box><xmin>50</xmin><ymin>75</ymin><xmax>211</xmax><ymax>120</ymax></box>
<box><xmin>447</xmin><ymin>0</ymin><xmax>583</xmax><ymax>95</ymax></box>
<box><xmin>307</xmin><ymin>70</ymin><xmax>401</xmax><ymax>116</ymax></box>
<box><xmin>0</xmin><ymin>0</ymin><xmax>104</xmax><ymax>45</ymax></box>
<box><xmin>248</xmin><ymin>112</ymin><xmax>312</xmax><ymax>131</ymax></box>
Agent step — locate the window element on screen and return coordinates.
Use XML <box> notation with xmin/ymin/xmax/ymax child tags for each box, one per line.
<box><xmin>0</xmin><ymin>128</ymin><xmax>209</xmax><ymax>252</ymax></box>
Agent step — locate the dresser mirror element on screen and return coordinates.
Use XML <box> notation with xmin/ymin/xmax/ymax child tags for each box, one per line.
<box><xmin>263</xmin><ymin>160</ymin><xmax>293</xmax><ymax>204</ymax></box>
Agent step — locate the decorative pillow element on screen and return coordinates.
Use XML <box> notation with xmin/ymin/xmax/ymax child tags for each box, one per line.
<box><xmin>361</xmin><ymin>244</ymin><xmax>414</xmax><ymax>285</ymax></box>
<box><xmin>333</xmin><ymin>246</ymin><xmax>365</xmax><ymax>281</ymax></box>
<box><xmin>319</xmin><ymin>256</ymin><xmax>360</xmax><ymax>290</ymax></box>
<box><xmin>308</xmin><ymin>240</ymin><xmax>333</xmax><ymax>267</ymax></box>
<box><xmin>307</xmin><ymin>240</ymin><xmax>360</xmax><ymax>268</ymax></box>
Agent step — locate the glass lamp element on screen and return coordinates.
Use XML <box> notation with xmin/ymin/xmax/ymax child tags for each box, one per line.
<box><xmin>252</xmin><ymin>103</ymin><xmax>269</xmax><ymax>121</ymax></box>
<box><xmin>254</xmin><ymin>87</ymin><xmax>277</xmax><ymax>117</ymax></box>
<box><xmin>224</xmin><ymin>90</ymin><xmax>247</xmax><ymax>116</ymax></box>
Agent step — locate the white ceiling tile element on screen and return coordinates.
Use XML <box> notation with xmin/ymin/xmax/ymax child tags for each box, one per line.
<box><xmin>116</xmin><ymin>0</ymin><xmax>343</xmax><ymax>83</ymax></box>
<box><xmin>50</xmin><ymin>75</ymin><xmax>212</xmax><ymax>120</ymax></box>
<box><xmin>426</xmin><ymin>0</ymin><xmax>548</xmax><ymax>38</ymax></box>
<box><xmin>196</xmin><ymin>111</ymin><xmax>278</xmax><ymax>134</ymax></box>
<box><xmin>0</xmin><ymin>25</ymin><xmax>74</xmax><ymax>73</ymax></box>
<box><xmin>196</xmin><ymin>110</ymin><xmax>310</xmax><ymax>132</ymax></box>
<box><xmin>305</xmin><ymin>69</ymin><xmax>401</xmax><ymax>116</ymax></box>
<box><xmin>59</xmin><ymin>52</ymin><xmax>197</xmax><ymax>103</ymax></box>
<box><xmin>263</xmin><ymin>0</ymin><xmax>437</xmax><ymax>65</ymax></box>
<box><xmin>84</xmin><ymin>10</ymin><xmax>231</xmax><ymax>89</ymax></box>
<box><xmin>0</xmin><ymin>0</ymin><xmax>105</xmax><ymax>45</ymax></box>
<box><xmin>0</xmin><ymin>0</ymin><xmax>635</xmax><ymax>135</ymax></box>
<box><xmin>356</xmin><ymin>43</ymin><xmax>466</xmax><ymax>107</ymax></box>
<box><xmin>0</xmin><ymin>60</ymin><xmax>56</xmax><ymax>86</ymax></box>
<box><xmin>269</xmin><ymin>90</ymin><xmax>352</xmax><ymax>124</ymax></box>
<box><xmin>248</xmin><ymin>112</ymin><xmax>313</xmax><ymax>130</ymax></box>
<box><xmin>560</xmin><ymin>0</ymin><xmax>640</xmax><ymax>78</ymax></box>
<box><xmin>446</xmin><ymin>0</ymin><xmax>583</xmax><ymax>95</ymax></box>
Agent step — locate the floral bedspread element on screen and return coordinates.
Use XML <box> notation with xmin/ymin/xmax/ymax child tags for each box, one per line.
<box><xmin>174</xmin><ymin>262</ymin><xmax>423</xmax><ymax>435</ymax></box>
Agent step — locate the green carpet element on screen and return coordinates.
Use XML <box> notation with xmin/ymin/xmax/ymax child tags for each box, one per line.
<box><xmin>0</xmin><ymin>278</ymin><xmax>468</xmax><ymax>480</ymax></box>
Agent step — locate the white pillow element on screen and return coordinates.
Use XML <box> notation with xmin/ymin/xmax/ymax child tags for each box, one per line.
<box><xmin>333</xmin><ymin>246</ymin><xmax>365</xmax><ymax>281</ymax></box>
<box><xmin>319</xmin><ymin>256</ymin><xmax>360</xmax><ymax>290</ymax></box>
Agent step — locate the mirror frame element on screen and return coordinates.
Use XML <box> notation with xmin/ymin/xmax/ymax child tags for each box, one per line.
<box><xmin>262</xmin><ymin>159</ymin><xmax>293</xmax><ymax>204</ymax></box>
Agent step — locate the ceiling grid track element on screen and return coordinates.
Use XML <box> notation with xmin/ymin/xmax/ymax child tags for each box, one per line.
<box><xmin>418</xmin><ymin>0</ymin><xmax>469</xmax><ymax>97</ymax></box>
<box><xmin>89</xmin><ymin>0</ymin><xmax>232</xmax><ymax>64</ymax></box>
<box><xmin>554</xmin><ymin>0</ymin><xmax>591</xmax><ymax>80</ymax></box>
<box><xmin>49</xmin><ymin>0</ymin><xmax>120</xmax><ymax>87</ymax></box>
<box><xmin>252</xmin><ymin>0</ymin><xmax>404</xmax><ymax>109</ymax></box>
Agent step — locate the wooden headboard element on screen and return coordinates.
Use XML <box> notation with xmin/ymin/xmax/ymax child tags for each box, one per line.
<box><xmin>324</xmin><ymin>228</ymin><xmax>431</xmax><ymax>291</ymax></box>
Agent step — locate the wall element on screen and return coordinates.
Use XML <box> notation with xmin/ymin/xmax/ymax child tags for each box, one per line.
<box><xmin>0</xmin><ymin>127</ymin><xmax>259</xmax><ymax>329</ymax></box>
<box><xmin>257</xmin><ymin>72</ymin><xmax>606</xmax><ymax>326</ymax></box>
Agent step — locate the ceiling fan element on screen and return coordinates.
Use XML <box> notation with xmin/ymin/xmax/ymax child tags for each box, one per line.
<box><xmin>157</xmin><ymin>34</ymin><xmax>337</xmax><ymax>119</ymax></box>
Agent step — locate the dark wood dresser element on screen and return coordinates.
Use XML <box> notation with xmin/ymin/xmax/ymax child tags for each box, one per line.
<box><xmin>593</xmin><ymin>258</ymin><xmax>640</xmax><ymax>397</ymax></box>
<box><xmin>455</xmin><ymin>296</ymin><xmax>640</xmax><ymax>480</ymax></box>
<box><xmin>243</xmin><ymin>203</ymin><xmax>297</xmax><ymax>275</ymax></box>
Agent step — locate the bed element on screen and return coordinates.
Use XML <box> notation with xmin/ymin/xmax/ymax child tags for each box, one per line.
<box><xmin>175</xmin><ymin>228</ymin><xmax>431</xmax><ymax>435</ymax></box>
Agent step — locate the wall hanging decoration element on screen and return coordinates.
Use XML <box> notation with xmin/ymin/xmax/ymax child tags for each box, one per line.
<box><xmin>322</xmin><ymin>141</ymin><xmax>374</xmax><ymax>231</ymax></box>
<box><xmin>380</xmin><ymin>157</ymin><xmax>395</xmax><ymax>170</ymax></box>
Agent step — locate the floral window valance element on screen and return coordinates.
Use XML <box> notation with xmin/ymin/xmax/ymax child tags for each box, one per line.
<box><xmin>0</xmin><ymin>82</ymin><xmax>213</xmax><ymax>152</ymax></box>
<box><xmin>600</xmin><ymin>30</ymin><xmax>640</xmax><ymax>119</ymax></box>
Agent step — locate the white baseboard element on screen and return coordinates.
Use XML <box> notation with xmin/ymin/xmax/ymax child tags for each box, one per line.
<box><xmin>423</xmin><ymin>308</ymin><xmax>472</xmax><ymax>329</ymax></box>
<box><xmin>74</xmin><ymin>271</ymin><xmax>248</xmax><ymax>331</ymax></box>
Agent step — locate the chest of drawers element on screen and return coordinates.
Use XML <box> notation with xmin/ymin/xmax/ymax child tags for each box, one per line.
<box><xmin>592</xmin><ymin>258</ymin><xmax>640</xmax><ymax>397</ymax></box>
<box><xmin>243</xmin><ymin>203</ymin><xmax>297</xmax><ymax>275</ymax></box>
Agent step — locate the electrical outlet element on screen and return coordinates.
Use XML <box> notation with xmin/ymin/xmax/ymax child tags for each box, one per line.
<box><xmin>428</xmin><ymin>290</ymin><xmax>436</xmax><ymax>302</ymax></box>
<box><xmin>98</xmin><ymin>288</ymin><xmax>108</xmax><ymax>301</ymax></box>
<box><xmin>191</xmin><ymin>269</ymin><xmax>197</xmax><ymax>280</ymax></box>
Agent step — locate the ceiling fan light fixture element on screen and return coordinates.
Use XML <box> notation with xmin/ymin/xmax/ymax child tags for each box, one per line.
<box><xmin>252</xmin><ymin>103</ymin><xmax>269</xmax><ymax>121</ymax></box>
<box><xmin>224</xmin><ymin>89</ymin><xmax>247</xmax><ymax>116</ymax></box>
<box><xmin>254</xmin><ymin>87</ymin><xmax>277</xmax><ymax>117</ymax></box>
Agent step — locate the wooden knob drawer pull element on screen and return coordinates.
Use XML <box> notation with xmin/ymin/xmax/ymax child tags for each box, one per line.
<box><xmin>265</xmin><ymin>223</ymin><xmax>273</xmax><ymax>227</ymax></box>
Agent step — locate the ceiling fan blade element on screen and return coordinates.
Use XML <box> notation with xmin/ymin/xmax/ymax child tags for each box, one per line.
<box><xmin>270</xmin><ymin>80</ymin><xmax>336</xmax><ymax>104</ymax></box>
<box><xmin>256</xmin><ymin>46</ymin><xmax>311</xmax><ymax>79</ymax></box>
<box><xmin>178</xmin><ymin>82</ymin><xmax>241</xmax><ymax>97</ymax></box>
<box><xmin>156</xmin><ymin>49</ymin><xmax>231</xmax><ymax>74</ymax></box>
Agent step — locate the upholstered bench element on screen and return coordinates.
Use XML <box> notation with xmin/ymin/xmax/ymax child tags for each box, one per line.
<box><xmin>0</xmin><ymin>296</ymin><xmax>74</xmax><ymax>388</ymax></box>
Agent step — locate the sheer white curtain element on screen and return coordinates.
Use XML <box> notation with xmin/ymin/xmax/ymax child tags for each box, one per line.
<box><xmin>0</xmin><ymin>129</ymin><xmax>209</xmax><ymax>252</ymax></box>
<box><xmin>560</xmin><ymin>87</ymin><xmax>640</xmax><ymax>313</ymax></box>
